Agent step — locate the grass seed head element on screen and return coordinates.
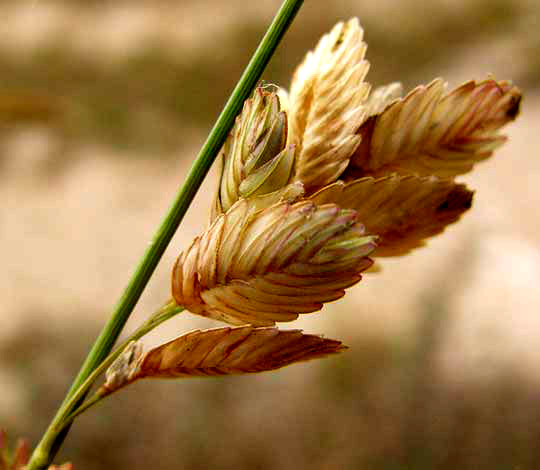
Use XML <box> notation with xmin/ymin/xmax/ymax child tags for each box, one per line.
<box><xmin>129</xmin><ymin>326</ymin><xmax>346</xmax><ymax>380</ymax></box>
<box><xmin>174</xmin><ymin>18</ymin><xmax>521</xmax><ymax>328</ymax></box>
<box><xmin>173</xmin><ymin>198</ymin><xmax>376</xmax><ymax>326</ymax></box>
<box><xmin>349</xmin><ymin>78</ymin><xmax>521</xmax><ymax>178</ymax></box>
<box><xmin>289</xmin><ymin>17</ymin><xmax>371</xmax><ymax>194</ymax></box>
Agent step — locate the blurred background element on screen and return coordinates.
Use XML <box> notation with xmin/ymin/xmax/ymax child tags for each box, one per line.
<box><xmin>1</xmin><ymin>0</ymin><xmax>539</xmax><ymax>468</ymax></box>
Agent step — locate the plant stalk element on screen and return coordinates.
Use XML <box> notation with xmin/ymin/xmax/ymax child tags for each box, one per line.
<box><xmin>59</xmin><ymin>301</ymin><xmax>184</xmax><ymax>429</ymax></box>
<box><xmin>26</xmin><ymin>1</ymin><xmax>304</xmax><ymax>468</ymax></box>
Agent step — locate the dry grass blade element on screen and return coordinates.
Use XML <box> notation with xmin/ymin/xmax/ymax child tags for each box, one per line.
<box><xmin>310</xmin><ymin>174</ymin><xmax>473</xmax><ymax>257</ymax></box>
<box><xmin>172</xmin><ymin>198</ymin><xmax>376</xmax><ymax>326</ymax></box>
<box><xmin>102</xmin><ymin>327</ymin><xmax>346</xmax><ymax>394</ymax></box>
<box><xmin>349</xmin><ymin>78</ymin><xmax>521</xmax><ymax>178</ymax></box>
<box><xmin>289</xmin><ymin>18</ymin><xmax>370</xmax><ymax>193</ymax></box>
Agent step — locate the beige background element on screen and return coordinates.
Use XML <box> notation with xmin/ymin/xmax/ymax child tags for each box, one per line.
<box><xmin>1</xmin><ymin>1</ymin><xmax>539</xmax><ymax>468</ymax></box>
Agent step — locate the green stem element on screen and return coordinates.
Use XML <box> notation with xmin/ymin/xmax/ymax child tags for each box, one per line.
<box><xmin>29</xmin><ymin>301</ymin><xmax>183</xmax><ymax>469</ymax></box>
<box><xmin>60</xmin><ymin>301</ymin><xmax>183</xmax><ymax>427</ymax></box>
<box><xmin>63</xmin><ymin>390</ymin><xmax>107</xmax><ymax>425</ymax></box>
<box><xmin>59</xmin><ymin>301</ymin><xmax>184</xmax><ymax>429</ymax></box>
<box><xmin>27</xmin><ymin>1</ymin><xmax>303</xmax><ymax>468</ymax></box>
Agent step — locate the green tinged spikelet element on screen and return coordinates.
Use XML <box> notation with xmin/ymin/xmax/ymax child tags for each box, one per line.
<box><xmin>212</xmin><ymin>86</ymin><xmax>296</xmax><ymax>221</ymax></box>
<box><xmin>173</xmin><ymin>198</ymin><xmax>376</xmax><ymax>326</ymax></box>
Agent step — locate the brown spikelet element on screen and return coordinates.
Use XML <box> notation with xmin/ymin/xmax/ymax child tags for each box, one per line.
<box><xmin>310</xmin><ymin>174</ymin><xmax>473</xmax><ymax>256</ymax></box>
<box><xmin>289</xmin><ymin>18</ymin><xmax>370</xmax><ymax>193</ymax></box>
<box><xmin>172</xmin><ymin>198</ymin><xmax>376</xmax><ymax>326</ymax></box>
<box><xmin>349</xmin><ymin>78</ymin><xmax>521</xmax><ymax>178</ymax></box>
<box><xmin>102</xmin><ymin>327</ymin><xmax>346</xmax><ymax>394</ymax></box>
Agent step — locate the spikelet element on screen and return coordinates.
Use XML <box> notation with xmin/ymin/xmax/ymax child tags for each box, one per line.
<box><xmin>172</xmin><ymin>198</ymin><xmax>376</xmax><ymax>326</ymax></box>
<box><xmin>289</xmin><ymin>18</ymin><xmax>370</xmax><ymax>193</ymax></box>
<box><xmin>212</xmin><ymin>85</ymin><xmax>296</xmax><ymax>220</ymax></box>
<box><xmin>101</xmin><ymin>327</ymin><xmax>346</xmax><ymax>394</ymax></box>
<box><xmin>364</xmin><ymin>82</ymin><xmax>402</xmax><ymax>117</ymax></box>
<box><xmin>310</xmin><ymin>174</ymin><xmax>473</xmax><ymax>256</ymax></box>
<box><xmin>349</xmin><ymin>78</ymin><xmax>521</xmax><ymax>178</ymax></box>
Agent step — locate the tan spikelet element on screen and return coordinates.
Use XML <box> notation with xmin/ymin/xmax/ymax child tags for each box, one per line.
<box><xmin>364</xmin><ymin>82</ymin><xmax>402</xmax><ymax>117</ymax></box>
<box><xmin>101</xmin><ymin>327</ymin><xmax>346</xmax><ymax>395</ymax></box>
<box><xmin>310</xmin><ymin>174</ymin><xmax>473</xmax><ymax>257</ymax></box>
<box><xmin>289</xmin><ymin>18</ymin><xmax>370</xmax><ymax>193</ymax></box>
<box><xmin>172</xmin><ymin>198</ymin><xmax>376</xmax><ymax>326</ymax></box>
<box><xmin>349</xmin><ymin>78</ymin><xmax>521</xmax><ymax>178</ymax></box>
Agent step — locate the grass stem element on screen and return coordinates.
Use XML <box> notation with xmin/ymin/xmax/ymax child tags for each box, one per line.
<box><xmin>26</xmin><ymin>1</ymin><xmax>303</xmax><ymax>468</ymax></box>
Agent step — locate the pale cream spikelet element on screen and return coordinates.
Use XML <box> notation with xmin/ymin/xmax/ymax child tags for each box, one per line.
<box><xmin>101</xmin><ymin>327</ymin><xmax>347</xmax><ymax>395</ymax></box>
<box><xmin>364</xmin><ymin>82</ymin><xmax>403</xmax><ymax>117</ymax></box>
<box><xmin>310</xmin><ymin>174</ymin><xmax>473</xmax><ymax>257</ymax></box>
<box><xmin>288</xmin><ymin>17</ymin><xmax>370</xmax><ymax>193</ymax></box>
<box><xmin>349</xmin><ymin>78</ymin><xmax>521</xmax><ymax>178</ymax></box>
<box><xmin>212</xmin><ymin>86</ymin><xmax>296</xmax><ymax>220</ymax></box>
<box><xmin>172</xmin><ymin>198</ymin><xmax>376</xmax><ymax>327</ymax></box>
